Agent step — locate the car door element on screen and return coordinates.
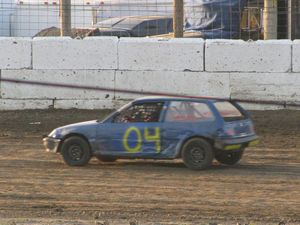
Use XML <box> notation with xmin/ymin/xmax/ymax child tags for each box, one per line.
<box><xmin>161</xmin><ymin>101</ymin><xmax>216</xmax><ymax>157</ymax></box>
<box><xmin>96</xmin><ymin>101</ymin><xmax>165</xmax><ymax>157</ymax></box>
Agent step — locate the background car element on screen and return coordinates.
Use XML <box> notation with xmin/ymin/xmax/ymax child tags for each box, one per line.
<box><xmin>43</xmin><ymin>97</ymin><xmax>258</xmax><ymax>170</ymax></box>
<box><xmin>86</xmin><ymin>16</ymin><xmax>173</xmax><ymax>37</ymax></box>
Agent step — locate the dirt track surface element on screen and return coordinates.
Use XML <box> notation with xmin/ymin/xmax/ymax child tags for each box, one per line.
<box><xmin>0</xmin><ymin>109</ymin><xmax>299</xmax><ymax>225</ymax></box>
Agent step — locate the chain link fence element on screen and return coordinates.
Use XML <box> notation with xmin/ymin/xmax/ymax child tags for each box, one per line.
<box><xmin>0</xmin><ymin>0</ymin><xmax>299</xmax><ymax>39</ymax></box>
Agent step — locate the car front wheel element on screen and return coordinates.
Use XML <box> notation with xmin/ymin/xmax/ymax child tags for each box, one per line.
<box><xmin>61</xmin><ymin>136</ymin><xmax>91</xmax><ymax>166</ymax></box>
<box><xmin>215</xmin><ymin>149</ymin><xmax>244</xmax><ymax>165</ymax></box>
<box><xmin>181</xmin><ymin>138</ymin><xmax>214</xmax><ymax>170</ymax></box>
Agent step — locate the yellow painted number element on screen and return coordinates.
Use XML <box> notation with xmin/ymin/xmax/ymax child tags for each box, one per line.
<box><xmin>122</xmin><ymin>127</ymin><xmax>142</xmax><ymax>153</ymax></box>
<box><xmin>123</xmin><ymin>127</ymin><xmax>161</xmax><ymax>153</ymax></box>
<box><xmin>144</xmin><ymin>127</ymin><xmax>161</xmax><ymax>153</ymax></box>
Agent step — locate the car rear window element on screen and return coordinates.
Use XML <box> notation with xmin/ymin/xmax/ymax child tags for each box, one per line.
<box><xmin>165</xmin><ymin>101</ymin><xmax>214</xmax><ymax>122</ymax></box>
<box><xmin>214</xmin><ymin>101</ymin><xmax>245</xmax><ymax>121</ymax></box>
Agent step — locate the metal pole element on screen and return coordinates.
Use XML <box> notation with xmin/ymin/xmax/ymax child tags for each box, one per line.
<box><xmin>288</xmin><ymin>0</ymin><xmax>292</xmax><ymax>39</ymax></box>
<box><xmin>92</xmin><ymin>8</ymin><xmax>98</xmax><ymax>25</ymax></box>
<box><xmin>9</xmin><ymin>13</ymin><xmax>13</xmax><ymax>37</ymax></box>
<box><xmin>60</xmin><ymin>0</ymin><xmax>71</xmax><ymax>36</ymax></box>
<box><xmin>264</xmin><ymin>0</ymin><xmax>278</xmax><ymax>39</ymax></box>
<box><xmin>173</xmin><ymin>0</ymin><xmax>184</xmax><ymax>38</ymax></box>
<box><xmin>288</xmin><ymin>0</ymin><xmax>295</xmax><ymax>40</ymax></box>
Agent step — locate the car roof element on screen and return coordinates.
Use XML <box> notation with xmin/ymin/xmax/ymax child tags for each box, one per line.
<box><xmin>100</xmin><ymin>16</ymin><xmax>172</xmax><ymax>23</ymax></box>
<box><xmin>94</xmin><ymin>16</ymin><xmax>172</xmax><ymax>30</ymax></box>
<box><xmin>121</xmin><ymin>15</ymin><xmax>173</xmax><ymax>21</ymax></box>
<box><xmin>133</xmin><ymin>96</ymin><xmax>221</xmax><ymax>103</ymax></box>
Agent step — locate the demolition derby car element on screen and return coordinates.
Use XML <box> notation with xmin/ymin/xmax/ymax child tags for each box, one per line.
<box><xmin>43</xmin><ymin>97</ymin><xmax>258</xmax><ymax>170</ymax></box>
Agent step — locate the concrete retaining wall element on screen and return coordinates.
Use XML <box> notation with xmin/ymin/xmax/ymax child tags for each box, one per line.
<box><xmin>205</xmin><ymin>40</ymin><xmax>292</xmax><ymax>72</ymax></box>
<box><xmin>0</xmin><ymin>37</ymin><xmax>299</xmax><ymax>110</ymax></box>
<box><xmin>0</xmin><ymin>38</ymin><xmax>31</xmax><ymax>69</ymax></box>
<box><xmin>33</xmin><ymin>37</ymin><xmax>118</xmax><ymax>70</ymax></box>
<box><xmin>230</xmin><ymin>73</ymin><xmax>300</xmax><ymax>102</ymax></box>
<box><xmin>115</xmin><ymin>71</ymin><xmax>229</xmax><ymax>99</ymax></box>
<box><xmin>293</xmin><ymin>40</ymin><xmax>300</xmax><ymax>72</ymax></box>
<box><xmin>118</xmin><ymin>38</ymin><xmax>204</xmax><ymax>71</ymax></box>
<box><xmin>1</xmin><ymin>70</ymin><xmax>115</xmax><ymax>99</ymax></box>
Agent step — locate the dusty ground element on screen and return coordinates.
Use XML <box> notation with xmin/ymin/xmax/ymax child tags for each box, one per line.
<box><xmin>0</xmin><ymin>109</ymin><xmax>299</xmax><ymax>225</ymax></box>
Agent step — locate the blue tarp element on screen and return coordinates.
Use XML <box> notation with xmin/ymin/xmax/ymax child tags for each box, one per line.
<box><xmin>184</xmin><ymin>0</ymin><xmax>246</xmax><ymax>38</ymax></box>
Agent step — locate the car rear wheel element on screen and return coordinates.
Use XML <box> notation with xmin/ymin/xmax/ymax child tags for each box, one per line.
<box><xmin>181</xmin><ymin>138</ymin><xmax>214</xmax><ymax>170</ymax></box>
<box><xmin>95</xmin><ymin>155</ymin><xmax>117</xmax><ymax>162</ymax></box>
<box><xmin>61</xmin><ymin>136</ymin><xmax>91</xmax><ymax>166</ymax></box>
<box><xmin>215</xmin><ymin>149</ymin><xmax>244</xmax><ymax>165</ymax></box>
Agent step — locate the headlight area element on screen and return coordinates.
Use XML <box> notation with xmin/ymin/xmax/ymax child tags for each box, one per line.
<box><xmin>43</xmin><ymin>129</ymin><xmax>62</xmax><ymax>153</ymax></box>
<box><xmin>48</xmin><ymin>129</ymin><xmax>58</xmax><ymax>138</ymax></box>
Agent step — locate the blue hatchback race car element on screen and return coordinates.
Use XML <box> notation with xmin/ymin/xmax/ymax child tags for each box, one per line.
<box><xmin>43</xmin><ymin>97</ymin><xmax>258</xmax><ymax>170</ymax></box>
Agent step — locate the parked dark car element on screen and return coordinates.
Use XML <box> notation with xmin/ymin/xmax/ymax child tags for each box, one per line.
<box><xmin>43</xmin><ymin>97</ymin><xmax>258</xmax><ymax>170</ymax></box>
<box><xmin>86</xmin><ymin>16</ymin><xmax>173</xmax><ymax>37</ymax></box>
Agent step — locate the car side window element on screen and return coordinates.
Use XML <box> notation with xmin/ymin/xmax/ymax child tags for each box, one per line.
<box><xmin>134</xmin><ymin>20</ymin><xmax>159</xmax><ymax>36</ymax></box>
<box><xmin>114</xmin><ymin>102</ymin><xmax>164</xmax><ymax>123</ymax></box>
<box><xmin>165</xmin><ymin>101</ymin><xmax>214</xmax><ymax>122</ymax></box>
<box><xmin>167</xmin><ymin>19</ymin><xmax>173</xmax><ymax>32</ymax></box>
<box><xmin>132</xmin><ymin>21</ymin><xmax>147</xmax><ymax>36</ymax></box>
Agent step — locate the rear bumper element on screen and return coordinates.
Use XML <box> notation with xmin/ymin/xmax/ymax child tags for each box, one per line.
<box><xmin>214</xmin><ymin>135</ymin><xmax>259</xmax><ymax>151</ymax></box>
<box><xmin>43</xmin><ymin>137</ymin><xmax>61</xmax><ymax>153</ymax></box>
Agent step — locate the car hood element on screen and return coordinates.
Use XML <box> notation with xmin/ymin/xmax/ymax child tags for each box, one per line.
<box><xmin>87</xmin><ymin>27</ymin><xmax>131</xmax><ymax>36</ymax></box>
<box><xmin>60</xmin><ymin>120</ymin><xmax>99</xmax><ymax>129</ymax></box>
<box><xmin>50</xmin><ymin>120</ymin><xmax>99</xmax><ymax>139</ymax></box>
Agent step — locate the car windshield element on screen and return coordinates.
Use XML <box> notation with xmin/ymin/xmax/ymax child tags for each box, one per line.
<box><xmin>214</xmin><ymin>101</ymin><xmax>245</xmax><ymax>121</ymax></box>
<box><xmin>95</xmin><ymin>17</ymin><xmax>125</xmax><ymax>28</ymax></box>
<box><xmin>98</xmin><ymin>102</ymin><xmax>131</xmax><ymax>123</ymax></box>
<box><xmin>96</xmin><ymin>18</ymin><xmax>141</xmax><ymax>29</ymax></box>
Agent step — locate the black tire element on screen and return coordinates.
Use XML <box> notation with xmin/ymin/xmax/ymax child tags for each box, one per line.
<box><xmin>181</xmin><ymin>138</ymin><xmax>214</xmax><ymax>170</ymax></box>
<box><xmin>95</xmin><ymin>155</ymin><xmax>117</xmax><ymax>163</ymax></box>
<box><xmin>215</xmin><ymin>149</ymin><xmax>244</xmax><ymax>165</ymax></box>
<box><xmin>61</xmin><ymin>136</ymin><xmax>91</xmax><ymax>166</ymax></box>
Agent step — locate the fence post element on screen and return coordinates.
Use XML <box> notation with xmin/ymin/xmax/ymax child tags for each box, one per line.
<box><xmin>264</xmin><ymin>0</ymin><xmax>278</xmax><ymax>39</ymax></box>
<box><xmin>173</xmin><ymin>0</ymin><xmax>184</xmax><ymax>38</ymax></box>
<box><xmin>60</xmin><ymin>0</ymin><xmax>71</xmax><ymax>36</ymax></box>
<box><xmin>92</xmin><ymin>8</ymin><xmax>98</xmax><ymax>25</ymax></box>
<box><xmin>288</xmin><ymin>0</ymin><xmax>296</xmax><ymax>40</ymax></box>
